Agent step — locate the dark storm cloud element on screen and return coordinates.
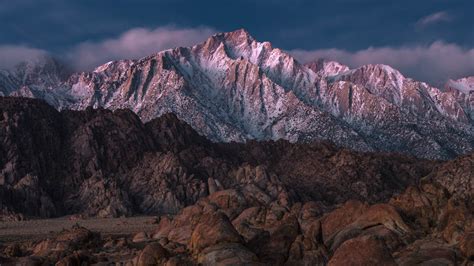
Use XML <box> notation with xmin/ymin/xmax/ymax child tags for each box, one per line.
<box><xmin>0</xmin><ymin>0</ymin><xmax>473</xmax><ymax>84</ymax></box>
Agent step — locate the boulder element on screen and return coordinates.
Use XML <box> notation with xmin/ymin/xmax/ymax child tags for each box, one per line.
<box><xmin>437</xmin><ymin>199</ymin><xmax>472</xmax><ymax>244</ymax></box>
<box><xmin>328</xmin><ymin>235</ymin><xmax>396</xmax><ymax>266</ymax></box>
<box><xmin>460</xmin><ymin>232</ymin><xmax>474</xmax><ymax>260</ymax></box>
<box><xmin>394</xmin><ymin>239</ymin><xmax>459</xmax><ymax>265</ymax></box>
<box><xmin>232</xmin><ymin>207</ymin><xmax>268</xmax><ymax>242</ymax></box>
<box><xmin>286</xmin><ymin>234</ymin><xmax>328</xmax><ymax>265</ymax></box>
<box><xmin>198</xmin><ymin>243</ymin><xmax>260</xmax><ymax>266</ymax></box>
<box><xmin>252</xmin><ymin>215</ymin><xmax>299</xmax><ymax>265</ymax></box>
<box><xmin>132</xmin><ymin>232</ymin><xmax>150</xmax><ymax>243</ymax></box>
<box><xmin>389</xmin><ymin>183</ymin><xmax>448</xmax><ymax>230</ymax></box>
<box><xmin>166</xmin><ymin>204</ymin><xmax>208</xmax><ymax>245</ymax></box>
<box><xmin>208</xmin><ymin>178</ymin><xmax>218</xmax><ymax>194</ymax></box>
<box><xmin>352</xmin><ymin>204</ymin><xmax>411</xmax><ymax>235</ymax></box>
<box><xmin>55</xmin><ymin>251</ymin><xmax>95</xmax><ymax>266</ymax></box>
<box><xmin>189</xmin><ymin>212</ymin><xmax>243</xmax><ymax>255</ymax></box>
<box><xmin>207</xmin><ymin>189</ymin><xmax>248</xmax><ymax>220</ymax></box>
<box><xmin>135</xmin><ymin>243</ymin><xmax>170</xmax><ymax>266</ymax></box>
<box><xmin>33</xmin><ymin>225</ymin><xmax>99</xmax><ymax>256</ymax></box>
<box><xmin>321</xmin><ymin>200</ymin><xmax>368</xmax><ymax>245</ymax></box>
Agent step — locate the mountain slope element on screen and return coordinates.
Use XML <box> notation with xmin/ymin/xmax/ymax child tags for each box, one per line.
<box><xmin>1</xmin><ymin>29</ymin><xmax>473</xmax><ymax>159</ymax></box>
<box><xmin>445</xmin><ymin>77</ymin><xmax>474</xmax><ymax>122</ymax></box>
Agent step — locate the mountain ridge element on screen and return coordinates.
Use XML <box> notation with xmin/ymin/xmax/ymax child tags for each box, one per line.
<box><xmin>0</xmin><ymin>95</ymin><xmax>441</xmax><ymax>218</ymax></box>
<box><xmin>0</xmin><ymin>29</ymin><xmax>473</xmax><ymax>159</ymax></box>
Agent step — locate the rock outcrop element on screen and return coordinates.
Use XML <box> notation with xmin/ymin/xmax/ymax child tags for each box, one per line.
<box><xmin>0</xmin><ymin>96</ymin><xmax>473</xmax><ymax>265</ymax></box>
<box><xmin>0</xmin><ymin>97</ymin><xmax>437</xmax><ymax>219</ymax></box>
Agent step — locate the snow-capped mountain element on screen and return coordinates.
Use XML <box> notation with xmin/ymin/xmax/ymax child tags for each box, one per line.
<box><xmin>1</xmin><ymin>29</ymin><xmax>473</xmax><ymax>159</ymax></box>
<box><xmin>447</xmin><ymin>77</ymin><xmax>474</xmax><ymax>94</ymax></box>
<box><xmin>445</xmin><ymin>77</ymin><xmax>474</xmax><ymax>122</ymax></box>
<box><xmin>305</xmin><ymin>58</ymin><xmax>349</xmax><ymax>77</ymax></box>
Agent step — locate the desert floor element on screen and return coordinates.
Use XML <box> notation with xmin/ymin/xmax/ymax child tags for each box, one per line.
<box><xmin>0</xmin><ymin>216</ymin><xmax>158</xmax><ymax>243</ymax></box>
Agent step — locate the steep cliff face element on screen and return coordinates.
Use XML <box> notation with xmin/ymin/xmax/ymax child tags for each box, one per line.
<box><xmin>1</xmin><ymin>29</ymin><xmax>473</xmax><ymax>159</ymax></box>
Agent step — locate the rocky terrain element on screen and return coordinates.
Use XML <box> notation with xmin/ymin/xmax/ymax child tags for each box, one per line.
<box><xmin>0</xmin><ymin>97</ymin><xmax>473</xmax><ymax>265</ymax></box>
<box><xmin>0</xmin><ymin>29</ymin><xmax>473</xmax><ymax>159</ymax></box>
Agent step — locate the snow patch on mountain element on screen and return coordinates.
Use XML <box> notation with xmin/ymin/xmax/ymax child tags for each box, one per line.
<box><xmin>447</xmin><ymin>77</ymin><xmax>474</xmax><ymax>94</ymax></box>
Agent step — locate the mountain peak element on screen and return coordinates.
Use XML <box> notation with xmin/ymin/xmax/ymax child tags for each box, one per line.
<box><xmin>305</xmin><ymin>59</ymin><xmax>350</xmax><ymax>76</ymax></box>
<box><xmin>446</xmin><ymin>77</ymin><xmax>474</xmax><ymax>94</ymax></box>
<box><xmin>204</xmin><ymin>28</ymin><xmax>256</xmax><ymax>50</ymax></box>
<box><xmin>14</xmin><ymin>55</ymin><xmax>72</xmax><ymax>87</ymax></box>
<box><xmin>370</xmin><ymin>64</ymin><xmax>404</xmax><ymax>76</ymax></box>
<box><xmin>222</xmin><ymin>28</ymin><xmax>255</xmax><ymax>43</ymax></box>
<box><xmin>338</xmin><ymin>63</ymin><xmax>406</xmax><ymax>88</ymax></box>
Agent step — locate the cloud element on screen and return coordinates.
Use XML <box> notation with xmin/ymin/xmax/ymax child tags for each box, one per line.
<box><xmin>0</xmin><ymin>45</ymin><xmax>48</xmax><ymax>69</ymax></box>
<box><xmin>2</xmin><ymin>25</ymin><xmax>473</xmax><ymax>87</ymax></box>
<box><xmin>416</xmin><ymin>11</ymin><xmax>451</xmax><ymax>28</ymax></box>
<box><xmin>69</xmin><ymin>25</ymin><xmax>217</xmax><ymax>70</ymax></box>
<box><xmin>290</xmin><ymin>42</ymin><xmax>474</xmax><ymax>85</ymax></box>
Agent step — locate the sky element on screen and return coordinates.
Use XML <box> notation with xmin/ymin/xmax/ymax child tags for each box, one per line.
<box><xmin>0</xmin><ymin>0</ymin><xmax>473</xmax><ymax>85</ymax></box>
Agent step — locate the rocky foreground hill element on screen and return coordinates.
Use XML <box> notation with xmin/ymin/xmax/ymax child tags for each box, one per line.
<box><xmin>0</xmin><ymin>97</ymin><xmax>473</xmax><ymax>265</ymax></box>
<box><xmin>1</xmin><ymin>29</ymin><xmax>473</xmax><ymax>159</ymax></box>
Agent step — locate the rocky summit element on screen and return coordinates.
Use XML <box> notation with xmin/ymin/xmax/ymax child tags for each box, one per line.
<box><xmin>0</xmin><ymin>96</ymin><xmax>473</xmax><ymax>265</ymax></box>
<box><xmin>0</xmin><ymin>29</ymin><xmax>473</xmax><ymax>159</ymax></box>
